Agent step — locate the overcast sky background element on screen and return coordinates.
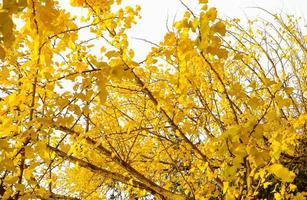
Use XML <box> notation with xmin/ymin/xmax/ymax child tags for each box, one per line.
<box><xmin>122</xmin><ymin>0</ymin><xmax>307</xmax><ymax>60</ymax></box>
<box><xmin>60</xmin><ymin>0</ymin><xmax>307</xmax><ymax>61</ymax></box>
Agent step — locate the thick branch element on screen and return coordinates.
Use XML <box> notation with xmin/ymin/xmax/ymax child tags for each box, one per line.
<box><xmin>55</xmin><ymin>126</ymin><xmax>185</xmax><ymax>200</ymax></box>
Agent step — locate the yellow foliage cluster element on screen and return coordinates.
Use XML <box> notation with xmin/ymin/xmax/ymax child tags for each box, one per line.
<box><xmin>0</xmin><ymin>0</ymin><xmax>306</xmax><ymax>199</ymax></box>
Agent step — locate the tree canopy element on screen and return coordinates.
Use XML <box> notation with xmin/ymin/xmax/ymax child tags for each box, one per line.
<box><xmin>0</xmin><ymin>0</ymin><xmax>306</xmax><ymax>199</ymax></box>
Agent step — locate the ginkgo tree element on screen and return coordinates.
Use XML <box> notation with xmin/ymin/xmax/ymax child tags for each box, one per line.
<box><xmin>0</xmin><ymin>0</ymin><xmax>306</xmax><ymax>199</ymax></box>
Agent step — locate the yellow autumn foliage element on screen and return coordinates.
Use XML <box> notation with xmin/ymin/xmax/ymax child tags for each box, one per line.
<box><xmin>0</xmin><ymin>0</ymin><xmax>306</xmax><ymax>199</ymax></box>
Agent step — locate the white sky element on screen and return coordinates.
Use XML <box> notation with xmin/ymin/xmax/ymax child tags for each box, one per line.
<box><xmin>124</xmin><ymin>0</ymin><xmax>307</xmax><ymax>61</ymax></box>
<box><xmin>58</xmin><ymin>0</ymin><xmax>307</xmax><ymax>61</ymax></box>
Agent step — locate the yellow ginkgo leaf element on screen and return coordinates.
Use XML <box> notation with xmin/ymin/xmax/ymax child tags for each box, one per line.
<box><xmin>96</xmin><ymin>73</ymin><xmax>108</xmax><ymax>104</ymax></box>
<box><xmin>268</xmin><ymin>164</ymin><xmax>296</xmax><ymax>182</ymax></box>
<box><xmin>206</xmin><ymin>7</ymin><xmax>217</xmax><ymax>21</ymax></box>
<box><xmin>212</xmin><ymin>21</ymin><xmax>226</xmax><ymax>36</ymax></box>
<box><xmin>199</xmin><ymin>0</ymin><xmax>208</xmax><ymax>4</ymax></box>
